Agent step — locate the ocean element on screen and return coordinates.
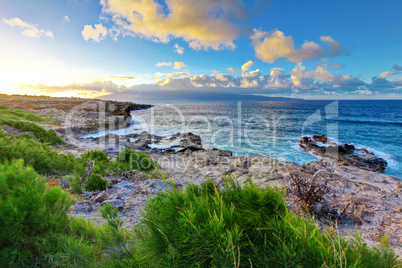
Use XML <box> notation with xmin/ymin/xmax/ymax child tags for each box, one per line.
<box><xmin>83</xmin><ymin>100</ymin><xmax>402</xmax><ymax>179</ymax></box>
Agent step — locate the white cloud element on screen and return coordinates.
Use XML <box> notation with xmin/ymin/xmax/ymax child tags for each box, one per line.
<box><xmin>156</xmin><ymin>61</ymin><xmax>173</xmax><ymax>67</ymax></box>
<box><xmin>250</xmin><ymin>28</ymin><xmax>345</xmax><ymax>63</ymax></box>
<box><xmin>290</xmin><ymin>63</ymin><xmax>364</xmax><ymax>90</ymax></box>
<box><xmin>3</xmin><ymin>17</ymin><xmax>53</xmax><ymax>38</ymax></box>
<box><xmin>379</xmin><ymin>71</ymin><xmax>397</xmax><ymax>79</ymax></box>
<box><xmin>62</xmin><ymin>16</ymin><xmax>70</xmax><ymax>24</ymax></box>
<box><xmin>100</xmin><ymin>0</ymin><xmax>245</xmax><ymax>50</ymax></box>
<box><xmin>242</xmin><ymin>69</ymin><xmax>261</xmax><ymax>79</ymax></box>
<box><xmin>81</xmin><ymin>23</ymin><xmax>108</xmax><ymax>42</ymax></box>
<box><xmin>174</xmin><ymin>43</ymin><xmax>184</xmax><ymax>55</ymax></box>
<box><xmin>156</xmin><ymin>61</ymin><xmax>186</xmax><ymax>69</ymax></box>
<box><xmin>23</xmin><ymin>62</ymin><xmax>400</xmax><ymax>98</ymax></box>
<box><xmin>173</xmin><ymin>61</ymin><xmax>186</xmax><ymax>70</ymax></box>
<box><xmin>226</xmin><ymin>67</ymin><xmax>239</xmax><ymax>73</ymax></box>
<box><xmin>240</xmin><ymin>78</ymin><xmax>259</xmax><ymax>88</ymax></box>
<box><xmin>241</xmin><ymin>60</ymin><xmax>254</xmax><ymax>73</ymax></box>
<box><xmin>152</xmin><ymin>72</ymin><xmax>188</xmax><ymax>79</ymax></box>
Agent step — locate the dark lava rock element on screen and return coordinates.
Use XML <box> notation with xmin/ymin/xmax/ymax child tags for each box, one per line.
<box><xmin>92</xmin><ymin>191</ymin><xmax>108</xmax><ymax>203</ymax></box>
<box><xmin>70</xmin><ymin>201</ymin><xmax>94</xmax><ymax>214</ymax></box>
<box><xmin>299</xmin><ymin>135</ymin><xmax>387</xmax><ymax>172</ymax></box>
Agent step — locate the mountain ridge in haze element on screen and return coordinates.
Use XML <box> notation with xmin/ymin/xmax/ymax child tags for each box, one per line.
<box><xmin>99</xmin><ymin>90</ymin><xmax>304</xmax><ymax>103</ymax></box>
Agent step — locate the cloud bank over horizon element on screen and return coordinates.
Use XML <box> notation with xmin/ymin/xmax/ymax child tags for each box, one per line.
<box><xmin>19</xmin><ymin>61</ymin><xmax>402</xmax><ymax>99</ymax></box>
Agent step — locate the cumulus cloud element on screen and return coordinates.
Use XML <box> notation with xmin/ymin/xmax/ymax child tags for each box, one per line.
<box><xmin>174</xmin><ymin>43</ymin><xmax>184</xmax><ymax>55</ymax></box>
<box><xmin>81</xmin><ymin>23</ymin><xmax>108</xmax><ymax>42</ymax></box>
<box><xmin>262</xmin><ymin>68</ymin><xmax>292</xmax><ymax>90</ymax></box>
<box><xmin>173</xmin><ymin>61</ymin><xmax>186</xmax><ymax>69</ymax></box>
<box><xmin>20</xmin><ymin>62</ymin><xmax>400</xmax><ymax>98</ymax></box>
<box><xmin>377</xmin><ymin>65</ymin><xmax>402</xmax><ymax>79</ymax></box>
<box><xmin>99</xmin><ymin>0</ymin><xmax>246</xmax><ymax>50</ymax></box>
<box><xmin>3</xmin><ymin>17</ymin><xmax>53</xmax><ymax>38</ymax></box>
<box><xmin>290</xmin><ymin>63</ymin><xmax>364</xmax><ymax>91</ymax></box>
<box><xmin>241</xmin><ymin>60</ymin><xmax>254</xmax><ymax>73</ymax></box>
<box><xmin>227</xmin><ymin>67</ymin><xmax>239</xmax><ymax>73</ymax></box>
<box><xmin>393</xmin><ymin>64</ymin><xmax>402</xmax><ymax>71</ymax></box>
<box><xmin>144</xmin><ymin>62</ymin><xmax>370</xmax><ymax>95</ymax></box>
<box><xmin>250</xmin><ymin>29</ymin><xmax>346</xmax><ymax>63</ymax></box>
<box><xmin>379</xmin><ymin>71</ymin><xmax>397</xmax><ymax>79</ymax></box>
<box><xmin>156</xmin><ymin>61</ymin><xmax>173</xmax><ymax>67</ymax></box>
<box><xmin>62</xmin><ymin>16</ymin><xmax>70</xmax><ymax>24</ymax></box>
<box><xmin>152</xmin><ymin>72</ymin><xmax>188</xmax><ymax>79</ymax></box>
<box><xmin>156</xmin><ymin>61</ymin><xmax>186</xmax><ymax>69</ymax></box>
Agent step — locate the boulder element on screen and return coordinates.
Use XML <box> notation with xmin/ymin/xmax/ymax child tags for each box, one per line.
<box><xmin>92</xmin><ymin>191</ymin><xmax>108</xmax><ymax>203</ymax></box>
<box><xmin>299</xmin><ymin>135</ymin><xmax>387</xmax><ymax>172</ymax></box>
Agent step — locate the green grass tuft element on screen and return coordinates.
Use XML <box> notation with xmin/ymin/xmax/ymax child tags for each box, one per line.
<box><xmin>0</xmin><ymin>105</ymin><xmax>46</xmax><ymax>123</ymax></box>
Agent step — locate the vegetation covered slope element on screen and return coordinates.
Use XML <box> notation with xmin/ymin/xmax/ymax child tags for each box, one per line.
<box><xmin>0</xmin><ymin>104</ymin><xmax>64</xmax><ymax>145</ymax></box>
<box><xmin>0</xmin><ymin>105</ymin><xmax>399</xmax><ymax>267</ymax></box>
<box><xmin>0</xmin><ymin>163</ymin><xmax>398</xmax><ymax>267</ymax></box>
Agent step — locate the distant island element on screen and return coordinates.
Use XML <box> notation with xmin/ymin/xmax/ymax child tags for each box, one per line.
<box><xmin>99</xmin><ymin>90</ymin><xmax>304</xmax><ymax>103</ymax></box>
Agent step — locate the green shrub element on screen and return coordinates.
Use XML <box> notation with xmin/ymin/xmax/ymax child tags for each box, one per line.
<box><xmin>134</xmin><ymin>178</ymin><xmax>398</xmax><ymax>268</ymax></box>
<box><xmin>0</xmin><ymin>160</ymin><xmax>134</xmax><ymax>267</ymax></box>
<box><xmin>117</xmin><ymin>149</ymin><xmax>158</xmax><ymax>172</ymax></box>
<box><xmin>81</xmin><ymin>150</ymin><xmax>109</xmax><ymax>163</ymax></box>
<box><xmin>67</xmin><ymin>173</ymin><xmax>84</xmax><ymax>194</ymax></box>
<box><xmin>0</xmin><ymin>160</ymin><xmax>72</xmax><ymax>266</ymax></box>
<box><xmin>0</xmin><ymin>119</ymin><xmax>64</xmax><ymax>145</ymax></box>
<box><xmin>84</xmin><ymin>166</ymin><xmax>108</xmax><ymax>192</ymax></box>
<box><xmin>0</xmin><ymin>130</ymin><xmax>80</xmax><ymax>175</ymax></box>
<box><xmin>81</xmin><ymin>150</ymin><xmax>113</xmax><ymax>175</ymax></box>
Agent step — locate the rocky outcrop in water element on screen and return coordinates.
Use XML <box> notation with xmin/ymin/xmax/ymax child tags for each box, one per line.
<box><xmin>299</xmin><ymin>135</ymin><xmax>387</xmax><ymax>172</ymax></box>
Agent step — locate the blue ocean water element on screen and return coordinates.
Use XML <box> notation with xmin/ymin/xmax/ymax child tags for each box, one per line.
<box><xmin>85</xmin><ymin>100</ymin><xmax>402</xmax><ymax>179</ymax></box>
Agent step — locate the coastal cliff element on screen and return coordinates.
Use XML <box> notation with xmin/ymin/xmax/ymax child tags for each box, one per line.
<box><xmin>0</xmin><ymin>94</ymin><xmax>401</xmax><ymax>259</ymax></box>
<box><xmin>0</xmin><ymin>94</ymin><xmax>152</xmax><ymax>136</ymax></box>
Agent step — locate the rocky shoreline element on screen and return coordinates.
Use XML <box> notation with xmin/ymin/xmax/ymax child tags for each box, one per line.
<box><xmin>1</xmin><ymin>95</ymin><xmax>401</xmax><ymax>255</ymax></box>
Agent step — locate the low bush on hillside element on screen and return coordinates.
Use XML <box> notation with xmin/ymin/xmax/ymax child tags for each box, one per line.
<box><xmin>134</xmin><ymin>178</ymin><xmax>398</xmax><ymax>267</ymax></box>
<box><xmin>0</xmin><ymin>160</ymin><xmax>134</xmax><ymax>267</ymax></box>
<box><xmin>0</xmin><ymin>130</ymin><xmax>79</xmax><ymax>175</ymax></box>
<box><xmin>0</xmin><ymin>119</ymin><xmax>64</xmax><ymax>145</ymax></box>
<box><xmin>118</xmin><ymin>149</ymin><xmax>159</xmax><ymax>172</ymax></box>
<box><xmin>84</xmin><ymin>166</ymin><xmax>108</xmax><ymax>192</ymax></box>
<box><xmin>0</xmin><ymin>160</ymin><xmax>72</xmax><ymax>265</ymax></box>
<box><xmin>0</xmin><ymin>132</ymin><xmax>158</xmax><ymax>191</ymax></box>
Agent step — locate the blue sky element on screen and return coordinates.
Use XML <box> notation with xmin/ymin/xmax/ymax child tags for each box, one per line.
<box><xmin>0</xmin><ymin>0</ymin><xmax>401</xmax><ymax>100</ymax></box>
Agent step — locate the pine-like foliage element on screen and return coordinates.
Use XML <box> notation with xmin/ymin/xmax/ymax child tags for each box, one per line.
<box><xmin>0</xmin><ymin>160</ymin><xmax>72</xmax><ymax>265</ymax></box>
<box><xmin>135</xmin><ymin>178</ymin><xmax>399</xmax><ymax>268</ymax></box>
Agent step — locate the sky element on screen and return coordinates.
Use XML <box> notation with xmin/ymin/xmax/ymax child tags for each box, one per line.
<box><xmin>0</xmin><ymin>0</ymin><xmax>401</xmax><ymax>100</ymax></box>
